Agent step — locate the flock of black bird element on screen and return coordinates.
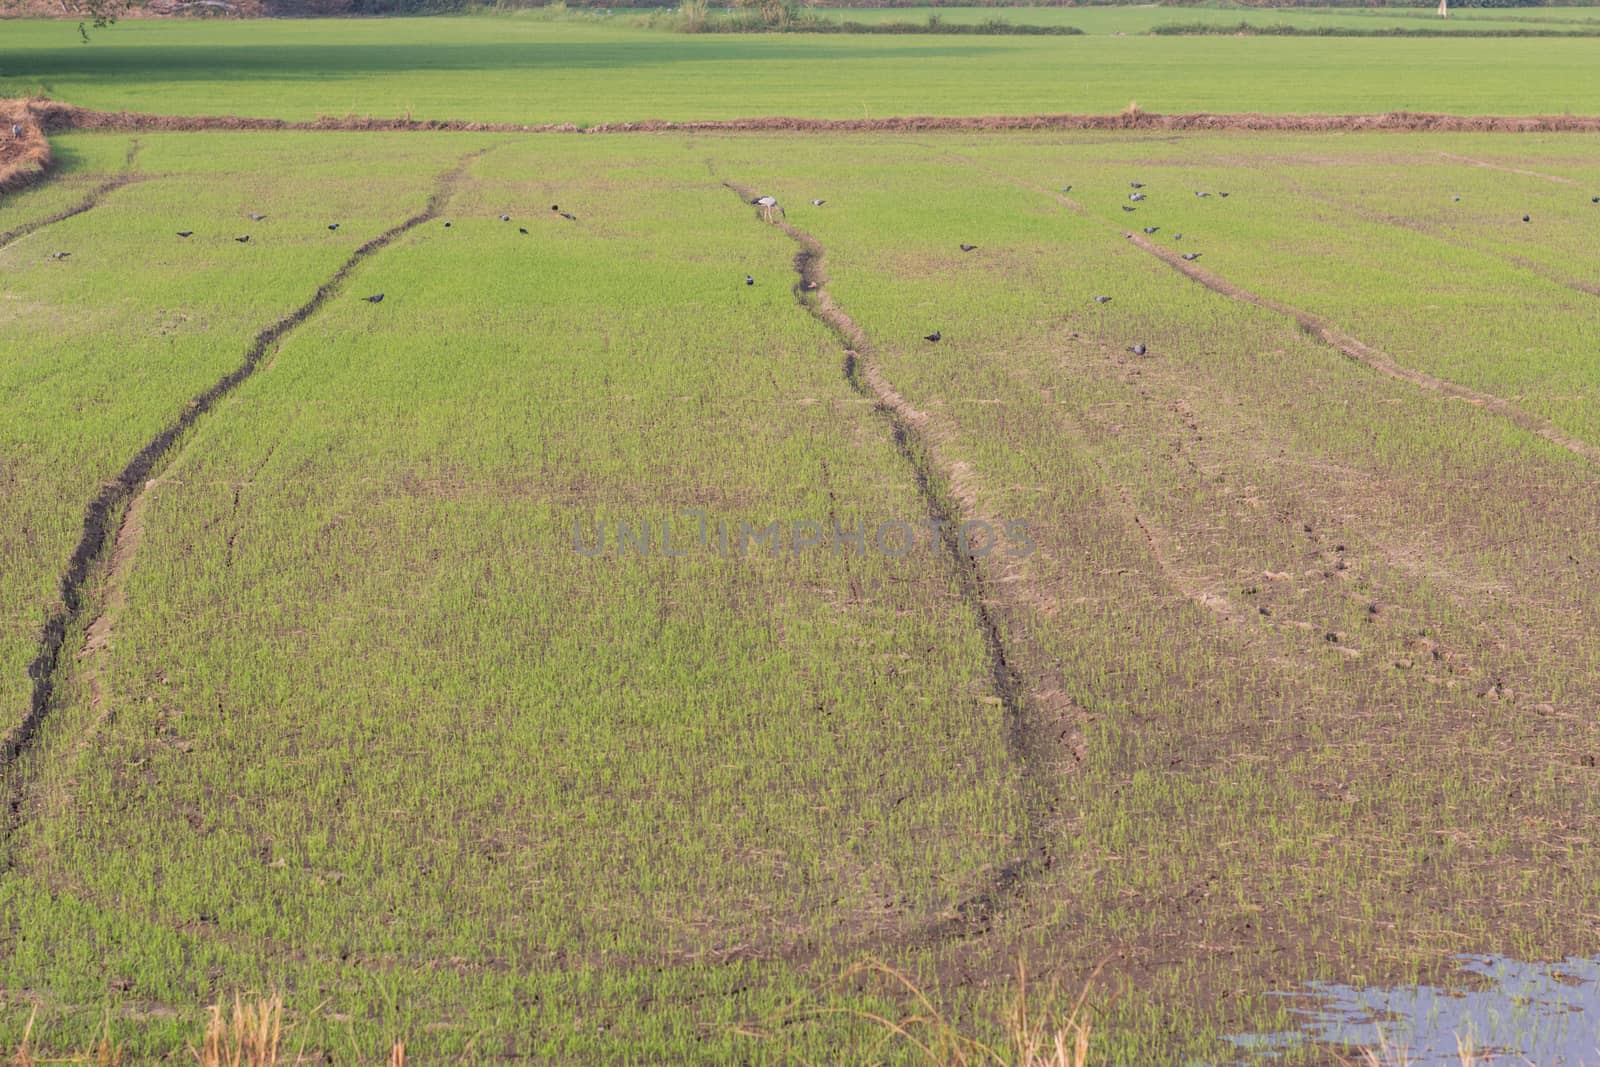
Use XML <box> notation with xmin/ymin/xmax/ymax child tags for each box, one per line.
<box><xmin>922</xmin><ymin>178</ymin><xmax>1237</xmax><ymax>352</ymax></box>
<box><xmin>919</xmin><ymin>176</ymin><xmax>1600</xmax><ymax>355</ymax></box>
<box><xmin>46</xmin><ymin>205</ymin><xmax>592</xmax><ymax>305</ymax></box>
<box><xmin>40</xmin><ymin>182</ymin><xmax>1600</xmax><ymax>345</ymax></box>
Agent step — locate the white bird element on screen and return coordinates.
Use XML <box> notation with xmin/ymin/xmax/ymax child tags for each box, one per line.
<box><xmin>750</xmin><ymin>195</ymin><xmax>782</xmax><ymax>221</ymax></box>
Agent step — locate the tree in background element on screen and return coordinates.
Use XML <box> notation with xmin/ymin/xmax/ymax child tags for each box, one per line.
<box><xmin>67</xmin><ymin>0</ymin><xmax>127</xmax><ymax>40</ymax></box>
<box><xmin>731</xmin><ymin>0</ymin><xmax>803</xmax><ymax>28</ymax></box>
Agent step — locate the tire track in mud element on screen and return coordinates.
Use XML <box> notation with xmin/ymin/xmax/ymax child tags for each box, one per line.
<box><xmin>719</xmin><ymin>177</ymin><xmax>1060</xmax><ymax>939</ymax></box>
<box><xmin>1287</xmin><ymin>182</ymin><xmax>1600</xmax><ymax>299</ymax></box>
<box><xmin>0</xmin><ymin>140</ymin><xmax>141</xmax><ymax>251</ymax></box>
<box><xmin>968</xmin><ymin>162</ymin><xmax>1600</xmax><ymax>467</ymax></box>
<box><xmin>1118</xmin><ymin>230</ymin><xmax>1600</xmax><ymax>467</ymax></box>
<box><xmin>2</xmin><ymin>148</ymin><xmax>491</xmax><ymax>793</ymax></box>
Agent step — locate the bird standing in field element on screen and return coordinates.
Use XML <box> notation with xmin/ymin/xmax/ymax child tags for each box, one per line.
<box><xmin>328</xmin><ymin>223</ymin><xmax>340</xmax><ymax>231</ymax></box>
<box><xmin>1129</xmin><ymin>343</ymin><xmax>1147</xmax><ymax>356</ymax></box>
<box><xmin>1195</xmin><ymin>191</ymin><xmax>1210</xmax><ymax>198</ymax></box>
<box><xmin>1181</xmin><ymin>252</ymin><xmax>1201</xmax><ymax>261</ymax></box>
<box><xmin>552</xmin><ymin>205</ymin><xmax>577</xmax><ymax>221</ymax></box>
<box><xmin>1142</xmin><ymin>226</ymin><xmax>1159</xmax><ymax>234</ymax></box>
<box><xmin>1523</xmin><ymin>215</ymin><xmax>1531</xmax><ymax>222</ymax></box>
<box><xmin>235</xmin><ymin>235</ymin><xmax>250</xmax><ymax>243</ymax></box>
<box><xmin>519</xmin><ymin>227</ymin><xmax>529</xmax><ymax>234</ymax></box>
<box><xmin>1130</xmin><ymin>182</ymin><xmax>1145</xmax><ymax>189</ymax></box>
<box><xmin>1218</xmin><ymin>192</ymin><xmax>1230</xmax><ymax>198</ymax></box>
<box><xmin>924</xmin><ymin>330</ymin><xmax>942</xmax><ymax>343</ymax></box>
<box><xmin>443</xmin><ymin>221</ymin><xmax>452</xmax><ymax>228</ymax></box>
<box><xmin>1129</xmin><ymin>192</ymin><xmax>1146</xmax><ymax>202</ymax></box>
<box><xmin>750</xmin><ymin>195</ymin><xmax>780</xmax><ymax>221</ymax></box>
<box><xmin>1453</xmin><ymin>195</ymin><xmax>1461</xmax><ymax>202</ymax></box>
<box><xmin>1061</xmin><ymin>185</ymin><xmax>1072</xmax><ymax>192</ymax></box>
<box><xmin>363</xmin><ymin>293</ymin><xmax>384</xmax><ymax>303</ymax></box>
<box><xmin>960</xmin><ymin>244</ymin><xmax>977</xmax><ymax>252</ymax></box>
<box><xmin>49</xmin><ymin>251</ymin><xmax>70</xmax><ymax>260</ymax></box>
<box><xmin>1093</xmin><ymin>295</ymin><xmax>1112</xmax><ymax>304</ymax></box>
<box><xmin>499</xmin><ymin>214</ymin><xmax>511</xmax><ymax>222</ymax></box>
<box><xmin>247</xmin><ymin>213</ymin><xmax>267</xmax><ymax>221</ymax></box>
<box><xmin>1122</xmin><ymin>206</ymin><xmax>1137</xmax><ymax>213</ymax></box>
<box><xmin>176</xmin><ymin>231</ymin><xmax>193</xmax><ymax>238</ymax></box>
<box><xmin>811</xmin><ymin>199</ymin><xmax>825</xmax><ymax>206</ymax></box>
<box><xmin>745</xmin><ymin>274</ymin><xmax>754</xmax><ymax>286</ymax></box>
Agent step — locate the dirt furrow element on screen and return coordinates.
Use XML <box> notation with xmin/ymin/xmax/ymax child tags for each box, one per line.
<box><xmin>2</xmin><ymin>147</ymin><xmax>490</xmax><ymax>782</ymax></box>
<box><xmin>0</xmin><ymin>141</ymin><xmax>140</xmax><ymax>251</ymax></box>
<box><xmin>1120</xmin><ymin>231</ymin><xmax>1600</xmax><ymax>467</ymax></box>
<box><xmin>719</xmin><ymin>178</ymin><xmax>1066</xmax><ymax>935</ymax></box>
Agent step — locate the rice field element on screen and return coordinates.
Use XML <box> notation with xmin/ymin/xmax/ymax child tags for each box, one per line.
<box><xmin>2</xmin><ymin>16</ymin><xmax>1600</xmax><ymax>121</ymax></box>
<box><xmin>5</xmin><ymin>9</ymin><xmax>1600</xmax><ymax>1061</ymax></box>
<box><xmin>3</xmin><ymin>120</ymin><xmax>1599</xmax><ymax>1063</ymax></box>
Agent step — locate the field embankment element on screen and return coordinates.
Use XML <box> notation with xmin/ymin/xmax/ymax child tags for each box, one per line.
<box><xmin>14</xmin><ymin>97</ymin><xmax>1600</xmax><ymax>134</ymax></box>
<box><xmin>0</xmin><ymin>99</ymin><xmax>52</xmax><ymax>195</ymax></box>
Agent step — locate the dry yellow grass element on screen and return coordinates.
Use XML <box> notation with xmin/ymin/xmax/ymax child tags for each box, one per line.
<box><xmin>736</xmin><ymin>957</ymin><xmax>1102</xmax><ymax>1067</ymax></box>
<box><xmin>0</xmin><ymin>99</ymin><xmax>53</xmax><ymax>194</ymax></box>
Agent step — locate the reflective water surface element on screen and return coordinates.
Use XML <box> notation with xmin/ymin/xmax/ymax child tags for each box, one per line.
<box><xmin>1228</xmin><ymin>955</ymin><xmax>1600</xmax><ymax>1065</ymax></box>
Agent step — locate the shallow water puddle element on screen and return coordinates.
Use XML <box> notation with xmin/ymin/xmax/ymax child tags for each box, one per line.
<box><xmin>1227</xmin><ymin>955</ymin><xmax>1600</xmax><ymax>1065</ymax></box>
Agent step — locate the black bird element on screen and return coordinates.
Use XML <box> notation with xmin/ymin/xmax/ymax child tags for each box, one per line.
<box><xmin>1129</xmin><ymin>343</ymin><xmax>1147</xmax><ymax>356</ymax></box>
<box><xmin>1181</xmin><ymin>252</ymin><xmax>1201</xmax><ymax>261</ymax></box>
<box><xmin>1130</xmin><ymin>182</ymin><xmax>1145</xmax><ymax>189</ymax></box>
<box><xmin>556</xmin><ymin>209</ymin><xmax>577</xmax><ymax>221</ymax></box>
<box><xmin>1218</xmin><ymin>192</ymin><xmax>1230</xmax><ymax>198</ymax></box>
<box><xmin>1093</xmin><ymin>295</ymin><xmax>1112</xmax><ymax>304</ymax></box>
<box><xmin>1592</xmin><ymin>196</ymin><xmax>1599</xmax><ymax>204</ymax></box>
<box><xmin>176</xmin><ymin>231</ymin><xmax>193</xmax><ymax>238</ymax></box>
<box><xmin>1523</xmin><ymin>215</ymin><xmax>1531</xmax><ymax>222</ymax></box>
<box><xmin>960</xmin><ymin>244</ymin><xmax>977</xmax><ymax>252</ymax></box>
<box><xmin>745</xmin><ymin>274</ymin><xmax>754</xmax><ymax>286</ymax></box>
<box><xmin>1061</xmin><ymin>185</ymin><xmax>1072</xmax><ymax>192</ymax></box>
<box><xmin>363</xmin><ymin>293</ymin><xmax>384</xmax><ymax>303</ymax></box>
<box><xmin>443</xmin><ymin>221</ymin><xmax>452</xmax><ymax>228</ymax></box>
<box><xmin>499</xmin><ymin>214</ymin><xmax>511</xmax><ymax>222</ymax></box>
<box><xmin>235</xmin><ymin>235</ymin><xmax>250</xmax><ymax>243</ymax></box>
<box><xmin>924</xmin><ymin>331</ymin><xmax>941</xmax><ymax>343</ymax></box>
<box><xmin>519</xmin><ymin>227</ymin><xmax>529</xmax><ymax>234</ymax></box>
<box><xmin>49</xmin><ymin>251</ymin><xmax>70</xmax><ymax>260</ymax></box>
<box><xmin>1453</xmin><ymin>195</ymin><xmax>1461</xmax><ymax>202</ymax></box>
<box><xmin>1142</xmin><ymin>226</ymin><xmax>1159</xmax><ymax>234</ymax></box>
<box><xmin>328</xmin><ymin>223</ymin><xmax>340</xmax><ymax>231</ymax></box>
<box><xmin>247</xmin><ymin>213</ymin><xmax>266</xmax><ymax>221</ymax></box>
<box><xmin>1173</xmin><ymin>233</ymin><xmax>1183</xmax><ymax>241</ymax></box>
<box><xmin>1122</xmin><ymin>206</ymin><xmax>1137</xmax><ymax>213</ymax></box>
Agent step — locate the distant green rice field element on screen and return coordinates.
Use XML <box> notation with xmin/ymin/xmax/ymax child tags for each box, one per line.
<box><xmin>2</xmin><ymin>16</ymin><xmax>1600</xmax><ymax>121</ymax></box>
<box><xmin>817</xmin><ymin>3</ymin><xmax>1600</xmax><ymax>33</ymax></box>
